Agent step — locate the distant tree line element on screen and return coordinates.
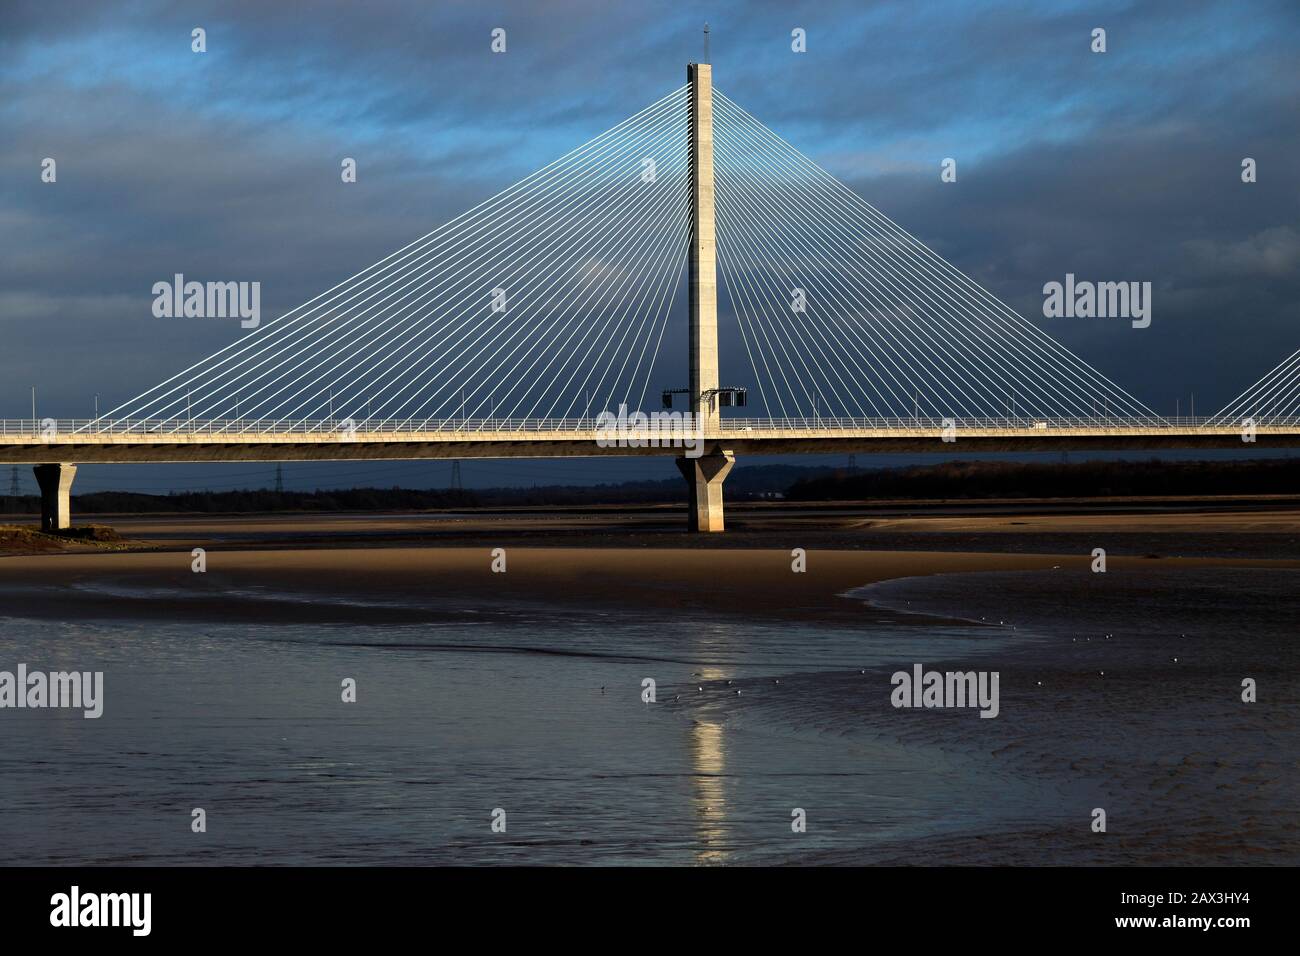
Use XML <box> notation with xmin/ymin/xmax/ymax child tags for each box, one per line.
<box><xmin>1</xmin><ymin>482</ymin><xmax>682</xmax><ymax>515</ymax></box>
<box><xmin>3</xmin><ymin>458</ymin><xmax>1296</xmax><ymax>516</ymax></box>
<box><xmin>785</xmin><ymin>457</ymin><xmax>1300</xmax><ymax>501</ymax></box>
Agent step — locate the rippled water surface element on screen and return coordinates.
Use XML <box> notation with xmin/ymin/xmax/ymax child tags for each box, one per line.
<box><xmin>2</xmin><ymin>567</ymin><xmax>1295</xmax><ymax>865</ymax></box>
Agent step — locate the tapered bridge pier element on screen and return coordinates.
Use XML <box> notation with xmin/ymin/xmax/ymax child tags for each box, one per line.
<box><xmin>683</xmin><ymin>60</ymin><xmax>732</xmax><ymax>531</ymax></box>
<box><xmin>32</xmin><ymin>462</ymin><xmax>76</xmax><ymax>532</ymax></box>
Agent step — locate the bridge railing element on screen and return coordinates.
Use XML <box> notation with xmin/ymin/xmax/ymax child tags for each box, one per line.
<box><xmin>0</xmin><ymin>415</ymin><xmax>1291</xmax><ymax>438</ymax></box>
<box><xmin>715</xmin><ymin>415</ymin><xmax>1289</xmax><ymax>430</ymax></box>
<box><xmin>2</xmin><ymin>417</ymin><xmax>610</xmax><ymax>437</ymax></box>
<box><xmin>719</xmin><ymin>415</ymin><xmax>1166</xmax><ymax>430</ymax></box>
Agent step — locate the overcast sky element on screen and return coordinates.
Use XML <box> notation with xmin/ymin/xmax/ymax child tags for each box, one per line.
<box><xmin>3</xmin><ymin>0</ymin><xmax>1297</xmax><ymax>491</ymax></box>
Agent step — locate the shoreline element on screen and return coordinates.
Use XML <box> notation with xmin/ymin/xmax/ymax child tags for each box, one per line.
<box><xmin>7</xmin><ymin>497</ymin><xmax>1300</xmax><ymax>565</ymax></box>
<box><xmin>4</xmin><ymin>518</ymin><xmax>1295</xmax><ymax>866</ymax></box>
<box><xmin>3</xmin><ymin>543</ymin><xmax>1298</xmax><ymax>626</ymax></box>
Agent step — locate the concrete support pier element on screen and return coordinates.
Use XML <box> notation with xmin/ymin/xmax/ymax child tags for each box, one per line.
<box><xmin>677</xmin><ymin>448</ymin><xmax>734</xmax><ymax>533</ymax></box>
<box><xmin>33</xmin><ymin>462</ymin><xmax>76</xmax><ymax>532</ymax></box>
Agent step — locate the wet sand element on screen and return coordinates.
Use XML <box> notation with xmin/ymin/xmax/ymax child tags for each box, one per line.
<box><xmin>1</xmin><ymin>501</ymin><xmax>1297</xmax><ymax>632</ymax></box>
<box><xmin>2</xmin><ymin>502</ymin><xmax>1300</xmax><ymax>613</ymax></box>
<box><xmin>8</xmin><ymin>496</ymin><xmax>1299</xmax><ymax>560</ymax></box>
<box><xmin>2</xmin><ymin>540</ymin><xmax>1297</xmax><ymax>626</ymax></box>
<box><xmin>2</xmin><ymin>507</ymin><xmax>1296</xmax><ymax>865</ymax></box>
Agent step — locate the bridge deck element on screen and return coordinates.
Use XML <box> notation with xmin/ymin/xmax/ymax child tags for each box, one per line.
<box><xmin>0</xmin><ymin>418</ymin><xmax>1294</xmax><ymax>463</ymax></box>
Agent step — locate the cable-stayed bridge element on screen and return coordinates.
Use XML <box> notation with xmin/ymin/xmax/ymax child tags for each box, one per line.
<box><xmin>4</xmin><ymin>64</ymin><xmax>1298</xmax><ymax>532</ymax></box>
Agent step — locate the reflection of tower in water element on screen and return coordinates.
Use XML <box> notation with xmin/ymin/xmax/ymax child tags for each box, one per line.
<box><xmin>689</xmin><ymin>667</ymin><xmax>730</xmax><ymax>864</ymax></box>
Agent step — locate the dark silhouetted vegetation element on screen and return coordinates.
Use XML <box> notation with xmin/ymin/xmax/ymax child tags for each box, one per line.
<box><xmin>2</xmin><ymin>459</ymin><xmax>1295</xmax><ymax>516</ymax></box>
<box><xmin>785</xmin><ymin>457</ymin><xmax>1300</xmax><ymax>501</ymax></box>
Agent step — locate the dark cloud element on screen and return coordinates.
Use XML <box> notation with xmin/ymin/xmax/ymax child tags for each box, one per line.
<box><xmin>2</xmin><ymin>0</ymin><xmax>1297</xmax><ymax>490</ymax></box>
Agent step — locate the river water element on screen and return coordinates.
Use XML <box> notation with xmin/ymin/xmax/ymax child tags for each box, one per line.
<box><xmin>1</xmin><ymin>566</ymin><xmax>1295</xmax><ymax>865</ymax></box>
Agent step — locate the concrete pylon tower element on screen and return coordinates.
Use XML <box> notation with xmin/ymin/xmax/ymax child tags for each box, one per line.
<box><xmin>677</xmin><ymin>60</ymin><xmax>734</xmax><ymax>532</ymax></box>
<box><xmin>687</xmin><ymin>61</ymin><xmax>720</xmax><ymax>433</ymax></box>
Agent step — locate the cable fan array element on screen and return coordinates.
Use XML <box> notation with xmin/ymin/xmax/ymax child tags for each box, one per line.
<box><xmin>711</xmin><ymin>89</ymin><xmax>1158</xmax><ymax>422</ymax></box>
<box><xmin>1209</xmin><ymin>347</ymin><xmax>1300</xmax><ymax>425</ymax></box>
<box><xmin>89</xmin><ymin>77</ymin><xmax>1291</xmax><ymax>434</ymax></box>
<box><xmin>97</xmin><ymin>86</ymin><xmax>692</xmax><ymax>431</ymax></box>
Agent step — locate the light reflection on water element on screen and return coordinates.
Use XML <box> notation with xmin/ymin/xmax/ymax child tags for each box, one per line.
<box><xmin>689</xmin><ymin>669</ymin><xmax>730</xmax><ymax>865</ymax></box>
<box><xmin>1</xmin><ymin>565</ymin><xmax>1294</xmax><ymax>865</ymax></box>
<box><xmin>0</xmin><ymin>607</ymin><xmax>969</xmax><ymax>865</ymax></box>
